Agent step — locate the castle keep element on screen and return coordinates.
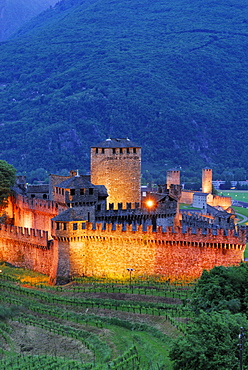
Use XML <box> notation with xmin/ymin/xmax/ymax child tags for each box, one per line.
<box><xmin>91</xmin><ymin>138</ymin><xmax>141</xmax><ymax>209</ymax></box>
<box><xmin>0</xmin><ymin>138</ymin><xmax>245</xmax><ymax>284</ymax></box>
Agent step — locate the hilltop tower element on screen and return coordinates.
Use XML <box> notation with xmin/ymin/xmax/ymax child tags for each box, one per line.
<box><xmin>202</xmin><ymin>168</ymin><xmax>212</xmax><ymax>194</ymax></box>
<box><xmin>166</xmin><ymin>170</ymin><xmax>180</xmax><ymax>189</ymax></box>
<box><xmin>91</xmin><ymin>138</ymin><xmax>141</xmax><ymax>209</ymax></box>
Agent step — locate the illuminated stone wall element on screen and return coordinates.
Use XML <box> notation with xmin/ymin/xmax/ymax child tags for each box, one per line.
<box><xmin>52</xmin><ymin>222</ymin><xmax>245</xmax><ymax>282</ymax></box>
<box><xmin>3</xmin><ymin>194</ymin><xmax>60</xmax><ymax>238</ymax></box>
<box><xmin>0</xmin><ymin>224</ymin><xmax>55</xmax><ymax>276</ymax></box>
<box><xmin>91</xmin><ymin>146</ymin><xmax>141</xmax><ymax>209</ymax></box>
<box><xmin>0</xmin><ymin>220</ymin><xmax>244</xmax><ymax>283</ymax></box>
<box><xmin>210</xmin><ymin>195</ymin><xmax>232</xmax><ymax>210</ymax></box>
<box><xmin>180</xmin><ymin>190</ymin><xmax>194</xmax><ymax>204</ymax></box>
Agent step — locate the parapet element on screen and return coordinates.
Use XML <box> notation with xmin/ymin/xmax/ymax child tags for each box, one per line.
<box><xmin>53</xmin><ymin>221</ymin><xmax>246</xmax><ymax>246</ymax></box>
<box><xmin>0</xmin><ymin>224</ymin><xmax>48</xmax><ymax>247</ymax></box>
<box><xmin>13</xmin><ymin>193</ymin><xmax>59</xmax><ymax>214</ymax></box>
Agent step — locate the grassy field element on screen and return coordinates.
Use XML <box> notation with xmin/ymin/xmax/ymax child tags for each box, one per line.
<box><xmin>179</xmin><ymin>204</ymin><xmax>201</xmax><ymax>210</ymax></box>
<box><xmin>0</xmin><ymin>263</ymin><xmax>195</xmax><ymax>370</ymax></box>
<box><xmin>218</xmin><ymin>190</ymin><xmax>248</xmax><ymax>202</ymax></box>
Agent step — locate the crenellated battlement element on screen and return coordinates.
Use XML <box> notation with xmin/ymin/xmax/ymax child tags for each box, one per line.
<box><xmin>13</xmin><ymin>194</ymin><xmax>58</xmax><ymax>214</ymax></box>
<box><xmin>50</xmin><ymin>220</ymin><xmax>245</xmax><ymax>283</ymax></box>
<box><xmin>0</xmin><ymin>223</ymin><xmax>48</xmax><ymax>248</ymax></box>
<box><xmin>53</xmin><ymin>221</ymin><xmax>246</xmax><ymax>250</ymax></box>
<box><xmin>0</xmin><ymin>223</ymin><xmax>53</xmax><ymax>278</ymax></box>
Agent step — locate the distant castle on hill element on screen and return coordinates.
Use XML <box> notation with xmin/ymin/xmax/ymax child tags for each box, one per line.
<box><xmin>0</xmin><ymin>138</ymin><xmax>245</xmax><ymax>284</ymax></box>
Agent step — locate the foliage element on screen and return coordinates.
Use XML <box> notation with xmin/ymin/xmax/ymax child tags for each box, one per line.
<box><xmin>170</xmin><ymin>264</ymin><xmax>248</xmax><ymax>369</ymax></box>
<box><xmin>170</xmin><ymin>310</ymin><xmax>248</xmax><ymax>370</ymax></box>
<box><xmin>0</xmin><ymin>160</ymin><xmax>16</xmax><ymax>208</ymax></box>
<box><xmin>0</xmin><ymin>0</ymin><xmax>246</xmax><ymax>181</ymax></box>
<box><xmin>191</xmin><ymin>264</ymin><xmax>248</xmax><ymax>315</ymax></box>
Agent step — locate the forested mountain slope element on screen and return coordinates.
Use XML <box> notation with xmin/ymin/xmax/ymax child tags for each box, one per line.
<box><xmin>0</xmin><ymin>0</ymin><xmax>57</xmax><ymax>41</ymax></box>
<box><xmin>0</xmin><ymin>0</ymin><xmax>247</xmax><ymax>181</ymax></box>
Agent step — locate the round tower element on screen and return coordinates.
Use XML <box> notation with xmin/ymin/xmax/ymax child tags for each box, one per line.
<box><xmin>166</xmin><ymin>169</ymin><xmax>180</xmax><ymax>189</ymax></box>
<box><xmin>90</xmin><ymin>138</ymin><xmax>141</xmax><ymax>209</ymax></box>
<box><xmin>202</xmin><ymin>168</ymin><xmax>212</xmax><ymax>194</ymax></box>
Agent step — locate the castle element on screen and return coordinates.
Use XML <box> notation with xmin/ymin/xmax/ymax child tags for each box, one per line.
<box><xmin>0</xmin><ymin>138</ymin><xmax>245</xmax><ymax>284</ymax></box>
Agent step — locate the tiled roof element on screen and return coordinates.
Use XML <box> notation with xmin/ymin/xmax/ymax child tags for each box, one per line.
<box><xmin>27</xmin><ymin>184</ymin><xmax>49</xmax><ymax>193</ymax></box>
<box><xmin>55</xmin><ymin>175</ymin><xmax>96</xmax><ymax>189</ymax></box>
<box><xmin>52</xmin><ymin>209</ymin><xmax>85</xmax><ymax>222</ymax></box>
<box><xmin>91</xmin><ymin>137</ymin><xmax>141</xmax><ymax>148</ymax></box>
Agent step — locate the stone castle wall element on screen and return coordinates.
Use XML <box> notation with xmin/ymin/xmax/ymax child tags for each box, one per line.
<box><xmin>4</xmin><ymin>194</ymin><xmax>60</xmax><ymax>237</ymax></box>
<box><xmin>0</xmin><ymin>193</ymin><xmax>244</xmax><ymax>283</ymax></box>
<box><xmin>0</xmin><ymin>224</ymin><xmax>55</xmax><ymax>277</ymax></box>
<box><xmin>180</xmin><ymin>190</ymin><xmax>195</xmax><ymax>204</ymax></box>
<box><xmin>0</xmin><ymin>219</ymin><xmax>245</xmax><ymax>283</ymax></box>
<box><xmin>51</xmin><ymin>222</ymin><xmax>245</xmax><ymax>282</ymax></box>
<box><xmin>210</xmin><ymin>195</ymin><xmax>232</xmax><ymax>210</ymax></box>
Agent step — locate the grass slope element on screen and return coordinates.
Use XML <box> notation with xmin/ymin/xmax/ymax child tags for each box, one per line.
<box><xmin>0</xmin><ymin>0</ymin><xmax>247</xmax><ymax>179</ymax></box>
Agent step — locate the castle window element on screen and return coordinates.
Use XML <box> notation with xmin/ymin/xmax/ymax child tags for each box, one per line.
<box><xmin>112</xmin><ymin>148</ymin><xmax>116</xmax><ymax>154</ymax></box>
<box><xmin>120</xmin><ymin>148</ymin><xmax>123</xmax><ymax>154</ymax></box>
<box><xmin>133</xmin><ymin>148</ymin><xmax>136</xmax><ymax>154</ymax></box>
<box><xmin>97</xmin><ymin>204</ymin><xmax>101</xmax><ymax>211</ymax></box>
<box><xmin>70</xmin><ymin>189</ymin><xmax>75</xmax><ymax>196</ymax></box>
<box><xmin>80</xmin><ymin>188</ymin><xmax>85</xmax><ymax>195</ymax></box>
<box><xmin>63</xmin><ymin>223</ymin><xmax>67</xmax><ymax>230</ymax></box>
<box><xmin>43</xmin><ymin>194</ymin><xmax>47</xmax><ymax>199</ymax></box>
<box><xmin>96</xmin><ymin>148</ymin><xmax>98</xmax><ymax>154</ymax></box>
<box><xmin>101</xmin><ymin>148</ymin><xmax>105</xmax><ymax>154</ymax></box>
<box><xmin>62</xmin><ymin>189</ymin><xmax>64</xmax><ymax>195</ymax></box>
<box><xmin>56</xmin><ymin>222</ymin><xmax>60</xmax><ymax>230</ymax></box>
<box><xmin>89</xmin><ymin>188</ymin><xmax>94</xmax><ymax>195</ymax></box>
<box><xmin>31</xmin><ymin>194</ymin><xmax>35</xmax><ymax>198</ymax></box>
<box><xmin>126</xmin><ymin>148</ymin><xmax>130</xmax><ymax>154</ymax></box>
<box><xmin>73</xmin><ymin>223</ymin><xmax>78</xmax><ymax>230</ymax></box>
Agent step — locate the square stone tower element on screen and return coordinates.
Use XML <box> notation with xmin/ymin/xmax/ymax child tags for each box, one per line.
<box><xmin>166</xmin><ymin>169</ymin><xmax>180</xmax><ymax>189</ymax></box>
<box><xmin>90</xmin><ymin>138</ymin><xmax>141</xmax><ymax>209</ymax></box>
<box><xmin>202</xmin><ymin>168</ymin><xmax>212</xmax><ymax>194</ymax></box>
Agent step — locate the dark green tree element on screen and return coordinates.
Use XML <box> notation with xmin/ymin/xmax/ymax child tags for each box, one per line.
<box><xmin>170</xmin><ymin>311</ymin><xmax>248</xmax><ymax>370</ymax></box>
<box><xmin>170</xmin><ymin>264</ymin><xmax>248</xmax><ymax>369</ymax></box>
<box><xmin>0</xmin><ymin>160</ymin><xmax>16</xmax><ymax>208</ymax></box>
<box><xmin>191</xmin><ymin>264</ymin><xmax>248</xmax><ymax>315</ymax></box>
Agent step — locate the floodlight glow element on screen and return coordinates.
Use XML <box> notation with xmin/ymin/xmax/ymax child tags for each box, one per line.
<box><xmin>146</xmin><ymin>200</ymin><xmax>154</xmax><ymax>208</ymax></box>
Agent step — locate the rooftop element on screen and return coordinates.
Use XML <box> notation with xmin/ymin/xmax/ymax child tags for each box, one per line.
<box><xmin>55</xmin><ymin>175</ymin><xmax>96</xmax><ymax>189</ymax></box>
<box><xmin>52</xmin><ymin>208</ymin><xmax>85</xmax><ymax>222</ymax></box>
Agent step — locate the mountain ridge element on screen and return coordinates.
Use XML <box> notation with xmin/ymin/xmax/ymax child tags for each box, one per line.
<box><xmin>0</xmin><ymin>0</ymin><xmax>247</xmax><ymax>182</ymax></box>
<box><xmin>0</xmin><ymin>0</ymin><xmax>57</xmax><ymax>41</ymax></box>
